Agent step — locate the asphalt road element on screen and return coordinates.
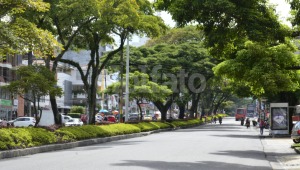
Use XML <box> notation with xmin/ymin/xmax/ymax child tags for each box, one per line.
<box><xmin>0</xmin><ymin>117</ymin><xmax>272</xmax><ymax>170</ymax></box>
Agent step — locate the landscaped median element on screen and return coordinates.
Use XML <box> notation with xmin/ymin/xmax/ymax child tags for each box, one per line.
<box><xmin>291</xmin><ymin>143</ymin><xmax>300</xmax><ymax>154</ymax></box>
<box><xmin>0</xmin><ymin>116</ymin><xmax>228</xmax><ymax>159</ymax></box>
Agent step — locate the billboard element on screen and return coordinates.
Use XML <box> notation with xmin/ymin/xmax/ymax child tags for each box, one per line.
<box><xmin>271</xmin><ymin>107</ymin><xmax>288</xmax><ymax>130</ymax></box>
<box><xmin>269</xmin><ymin>103</ymin><xmax>289</xmax><ymax>135</ymax></box>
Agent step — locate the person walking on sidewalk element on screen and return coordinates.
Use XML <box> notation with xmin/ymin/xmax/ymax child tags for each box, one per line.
<box><xmin>259</xmin><ymin>119</ymin><xmax>266</xmax><ymax>135</ymax></box>
<box><xmin>245</xmin><ymin>118</ymin><xmax>250</xmax><ymax>128</ymax></box>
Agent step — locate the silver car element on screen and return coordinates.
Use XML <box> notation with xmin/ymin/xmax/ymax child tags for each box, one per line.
<box><xmin>291</xmin><ymin>121</ymin><xmax>300</xmax><ymax>143</ymax></box>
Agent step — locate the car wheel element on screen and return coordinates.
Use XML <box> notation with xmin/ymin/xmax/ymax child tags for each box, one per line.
<box><xmin>293</xmin><ymin>139</ymin><xmax>300</xmax><ymax>143</ymax></box>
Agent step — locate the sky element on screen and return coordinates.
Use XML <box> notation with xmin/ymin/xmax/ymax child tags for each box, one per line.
<box><xmin>161</xmin><ymin>0</ymin><xmax>292</xmax><ymax>27</ymax></box>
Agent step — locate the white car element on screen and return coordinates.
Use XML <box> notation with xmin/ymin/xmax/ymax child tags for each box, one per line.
<box><xmin>61</xmin><ymin>115</ymin><xmax>72</xmax><ymax>124</ymax></box>
<box><xmin>65</xmin><ymin>118</ymin><xmax>83</xmax><ymax>127</ymax></box>
<box><xmin>12</xmin><ymin>117</ymin><xmax>36</xmax><ymax>127</ymax></box>
<box><xmin>291</xmin><ymin>121</ymin><xmax>300</xmax><ymax>143</ymax></box>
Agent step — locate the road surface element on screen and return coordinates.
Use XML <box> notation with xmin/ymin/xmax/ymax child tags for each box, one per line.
<box><xmin>0</xmin><ymin>117</ymin><xmax>272</xmax><ymax>170</ymax></box>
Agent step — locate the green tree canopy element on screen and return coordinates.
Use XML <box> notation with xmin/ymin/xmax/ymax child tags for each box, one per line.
<box><xmin>0</xmin><ymin>0</ymin><xmax>61</xmax><ymax>57</ymax></box>
<box><xmin>4</xmin><ymin>65</ymin><xmax>63</xmax><ymax>126</ymax></box>
<box><xmin>213</xmin><ymin>41</ymin><xmax>300</xmax><ymax>97</ymax></box>
<box><xmin>104</xmin><ymin>71</ymin><xmax>172</xmax><ymax>118</ymax></box>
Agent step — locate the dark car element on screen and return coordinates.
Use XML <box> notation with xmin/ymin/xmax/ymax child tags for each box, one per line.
<box><xmin>291</xmin><ymin>121</ymin><xmax>300</xmax><ymax>143</ymax></box>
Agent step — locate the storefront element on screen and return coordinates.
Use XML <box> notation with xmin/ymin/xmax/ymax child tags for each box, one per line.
<box><xmin>0</xmin><ymin>99</ymin><xmax>13</xmax><ymax>120</ymax></box>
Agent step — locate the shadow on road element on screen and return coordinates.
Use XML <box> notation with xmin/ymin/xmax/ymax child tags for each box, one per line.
<box><xmin>211</xmin><ymin>134</ymin><xmax>259</xmax><ymax>139</ymax></box>
<box><xmin>112</xmin><ymin>160</ymin><xmax>271</xmax><ymax>170</ymax></box>
<box><xmin>55</xmin><ymin>140</ymin><xmax>146</xmax><ymax>152</ymax></box>
<box><xmin>210</xmin><ymin>150</ymin><xmax>265</xmax><ymax>160</ymax></box>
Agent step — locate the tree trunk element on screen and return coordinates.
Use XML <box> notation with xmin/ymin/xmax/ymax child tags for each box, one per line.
<box><xmin>137</xmin><ymin>101</ymin><xmax>143</xmax><ymax>121</ymax></box>
<box><xmin>50</xmin><ymin>95</ymin><xmax>61</xmax><ymax>124</ymax></box>
<box><xmin>153</xmin><ymin>99</ymin><xmax>172</xmax><ymax>121</ymax></box>
<box><xmin>189</xmin><ymin>93</ymin><xmax>201</xmax><ymax>118</ymax></box>
<box><xmin>179</xmin><ymin>105</ymin><xmax>185</xmax><ymax>119</ymax></box>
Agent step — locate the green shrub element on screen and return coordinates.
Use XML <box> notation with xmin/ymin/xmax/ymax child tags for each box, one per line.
<box><xmin>0</xmin><ymin>128</ymin><xmax>57</xmax><ymax>150</ymax></box>
<box><xmin>99</xmin><ymin>124</ymin><xmax>141</xmax><ymax>135</ymax></box>
<box><xmin>57</xmin><ymin>126</ymin><xmax>92</xmax><ymax>140</ymax></box>
<box><xmin>54</xmin><ymin>130</ymin><xmax>77</xmax><ymax>143</ymax></box>
<box><xmin>131</xmin><ymin>122</ymin><xmax>160</xmax><ymax>132</ymax></box>
<box><xmin>150</xmin><ymin>122</ymin><xmax>173</xmax><ymax>129</ymax></box>
<box><xmin>68</xmin><ymin>113</ymin><xmax>81</xmax><ymax>118</ymax></box>
<box><xmin>8</xmin><ymin>128</ymin><xmax>33</xmax><ymax>149</ymax></box>
<box><xmin>0</xmin><ymin>129</ymin><xmax>15</xmax><ymax>150</ymax></box>
<box><xmin>70</xmin><ymin>106</ymin><xmax>85</xmax><ymax>114</ymax></box>
<box><xmin>27</xmin><ymin>128</ymin><xmax>57</xmax><ymax>146</ymax></box>
<box><xmin>170</xmin><ymin>119</ymin><xmax>200</xmax><ymax>127</ymax></box>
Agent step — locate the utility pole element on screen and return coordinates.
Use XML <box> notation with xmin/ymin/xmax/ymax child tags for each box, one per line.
<box><xmin>119</xmin><ymin>50</ymin><xmax>124</xmax><ymax>122</ymax></box>
<box><xmin>125</xmin><ymin>36</ymin><xmax>130</xmax><ymax>122</ymax></box>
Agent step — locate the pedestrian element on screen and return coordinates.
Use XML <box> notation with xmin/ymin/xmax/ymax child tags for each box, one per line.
<box><xmin>259</xmin><ymin>119</ymin><xmax>266</xmax><ymax>135</ymax></box>
<box><xmin>245</xmin><ymin>118</ymin><xmax>250</xmax><ymax>128</ymax></box>
<box><xmin>218</xmin><ymin>116</ymin><xmax>222</xmax><ymax>124</ymax></box>
<box><xmin>213</xmin><ymin>117</ymin><xmax>217</xmax><ymax>124</ymax></box>
<box><xmin>241</xmin><ymin>117</ymin><xmax>245</xmax><ymax>126</ymax></box>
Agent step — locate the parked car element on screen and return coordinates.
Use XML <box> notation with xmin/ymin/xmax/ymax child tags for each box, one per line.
<box><xmin>291</xmin><ymin>121</ymin><xmax>300</xmax><ymax>143</ymax></box>
<box><xmin>65</xmin><ymin>118</ymin><xmax>83</xmax><ymax>127</ymax></box>
<box><xmin>128</xmin><ymin>113</ymin><xmax>139</xmax><ymax>121</ymax></box>
<box><xmin>95</xmin><ymin>114</ymin><xmax>104</xmax><ymax>123</ymax></box>
<box><xmin>143</xmin><ymin>115</ymin><xmax>152</xmax><ymax>121</ymax></box>
<box><xmin>12</xmin><ymin>117</ymin><xmax>36</xmax><ymax>127</ymax></box>
<box><xmin>104</xmin><ymin>115</ymin><xmax>116</xmax><ymax>123</ymax></box>
<box><xmin>61</xmin><ymin>115</ymin><xmax>72</xmax><ymax>124</ymax></box>
<box><xmin>0</xmin><ymin>119</ymin><xmax>7</xmax><ymax>127</ymax></box>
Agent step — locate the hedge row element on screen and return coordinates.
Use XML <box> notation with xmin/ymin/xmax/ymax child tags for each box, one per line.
<box><xmin>0</xmin><ymin>128</ymin><xmax>57</xmax><ymax>150</ymax></box>
<box><xmin>0</xmin><ymin>119</ymin><xmax>205</xmax><ymax>151</ymax></box>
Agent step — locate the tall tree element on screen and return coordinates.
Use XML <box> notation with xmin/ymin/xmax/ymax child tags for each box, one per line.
<box><xmin>154</xmin><ymin>0</ymin><xmax>289</xmax><ymax>58</ymax></box>
<box><xmin>58</xmin><ymin>0</ymin><xmax>167</xmax><ymax>124</ymax></box>
<box><xmin>104</xmin><ymin>71</ymin><xmax>172</xmax><ymax>120</ymax></box>
<box><xmin>21</xmin><ymin>0</ymin><xmax>166</xmax><ymax>124</ymax></box>
<box><xmin>213</xmin><ymin>41</ymin><xmax>300</xmax><ymax>97</ymax></box>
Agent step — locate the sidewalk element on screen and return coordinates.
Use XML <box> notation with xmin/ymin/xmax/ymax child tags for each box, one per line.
<box><xmin>259</xmin><ymin>129</ymin><xmax>300</xmax><ymax>170</ymax></box>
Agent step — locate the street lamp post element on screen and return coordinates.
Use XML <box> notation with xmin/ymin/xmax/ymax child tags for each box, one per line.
<box><xmin>124</xmin><ymin>36</ymin><xmax>130</xmax><ymax>122</ymax></box>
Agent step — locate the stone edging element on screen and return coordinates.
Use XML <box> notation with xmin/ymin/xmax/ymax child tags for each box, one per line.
<box><xmin>294</xmin><ymin>147</ymin><xmax>300</xmax><ymax>154</ymax></box>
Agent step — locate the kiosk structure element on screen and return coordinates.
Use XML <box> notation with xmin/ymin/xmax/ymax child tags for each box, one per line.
<box><xmin>269</xmin><ymin>103</ymin><xmax>289</xmax><ymax>136</ymax></box>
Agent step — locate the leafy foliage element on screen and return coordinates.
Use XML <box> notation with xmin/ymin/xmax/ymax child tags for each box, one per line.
<box><xmin>0</xmin><ymin>0</ymin><xmax>61</xmax><ymax>57</ymax></box>
<box><xmin>0</xmin><ymin>128</ymin><xmax>57</xmax><ymax>150</ymax></box>
<box><xmin>70</xmin><ymin>106</ymin><xmax>85</xmax><ymax>114</ymax></box>
<box><xmin>213</xmin><ymin>41</ymin><xmax>300</xmax><ymax>96</ymax></box>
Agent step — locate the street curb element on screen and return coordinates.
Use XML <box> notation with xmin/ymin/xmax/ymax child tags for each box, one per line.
<box><xmin>294</xmin><ymin>147</ymin><xmax>300</xmax><ymax>154</ymax></box>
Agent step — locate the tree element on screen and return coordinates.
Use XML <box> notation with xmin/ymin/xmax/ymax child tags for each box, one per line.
<box><xmin>58</xmin><ymin>0</ymin><xmax>167</xmax><ymax>124</ymax></box>
<box><xmin>213</xmin><ymin>41</ymin><xmax>300</xmax><ymax>97</ymax></box>
<box><xmin>105</xmin><ymin>71</ymin><xmax>172</xmax><ymax>120</ymax></box>
<box><xmin>107</xmin><ymin>26</ymin><xmax>217</xmax><ymax>120</ymax></box>
<box><xmin>0</xmin><ymin>0</ymin><xmax>61</xmax><ymax>57</ymax></box>
<box><xmin>200</xmin><ymin>77</ymin><xmax>233</xmax><ymax>115</ymax></box>
<box><xmin>4</xmin><ymin>65</ymin><xmax>62</xmax><ymax>126</ymax></box>
<box><xmin>154</xmin><ymin>0</ymin><xmax>289</xmax><ymax>58</ymax></box>
<box><xmin>20</xmin><ymin>0</ymin><xmax>166</xmax><ymax>124</ymax></box>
